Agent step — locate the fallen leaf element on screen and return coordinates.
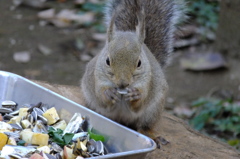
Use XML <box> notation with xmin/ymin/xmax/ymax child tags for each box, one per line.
<box><xmin>55</xmin><ymin>9</ymin><xmax>75</xmax><ymax>21</ymax></box>
<box><xmin>80</xmin><ymin>54</ymin><xmax>92</xmax><ymax>62</ymax></box>
<box><xmin>75</xmin><ymin>38</ymin><xmax>84</xmax><ymax>50</ymax></box>
<box><xmin>180</xmin><ymin>52</ymin><xmax>227</xmax><ymax>71</ymax></box>
<box><xmin>173</xmin><ymin>106</ymin><xmax>194</xmax><ymax>118</ymax></box>
<box><xmin>92</xmin><ymin>33</ymin><xmax>106</xmax><ymax>41</ymax></box>
<box><xmin>174</xmin><ymin>38</ymin><xmax>199</xmax><ymax>48</ymax></box>
<box><xmin>9</xmin><ymin>38</ymin><xmax>16</xmax><ymax>45</ymax></box>
<box><xmin>12</xmin><ymin>0</ymin><xmax>23</xmax><ymax>6</ymax></box>
<box><xmin>197</xmin><ymin>27</ymin><xmax>216</xmax><ymax>41</ymax></box>
<box><xmin>51</xmin><ymin>19</ymin><xmax>71</xmax><ymax>28</ymax></box>
<box><xmin>51</xmin><ymin>9</ymin><xmax>75</xmax><ymax>27</ymax></box>
<box><xmin>39</xmin><ymin>20</ymin><xmax>48</xmax><ymax>26</ymax></box>
<box><xmin>175</xmin><ymin>25</ymin><xmax>198</xmax><ymax>39</ymax></box>
<box><xmin>13</xmin><ymin>51</ymin><xmax>31</xmax><ymax>63</ymax></box>
<box><xmin>28</xmin><ymin>25</ymin><xmax>35</xmax><ymax>30</ymax></box>
<box><xmin>37</xmin><ymin>9</ymin><xmax>55</xmax><ymax>20</ymax></box>
<box><xmin>71</xmin><ymin>12</ymin><xmax>95</xmax><ymax>24</ymax></box>
<box><xmin>55</xmin><ymin>9</ymin><xmax>94</xmax><ymax>26</ymax></box>
<box><xmin>38</xmin><ymin>44</ymin><xmax>52</xmax><ymax>56</ymax></box>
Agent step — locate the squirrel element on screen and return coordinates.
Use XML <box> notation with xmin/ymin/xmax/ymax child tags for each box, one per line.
<box><xmin>81</xmin><ymin>0</ymin><xmax>185</xmax><ymax>148</ymax></box>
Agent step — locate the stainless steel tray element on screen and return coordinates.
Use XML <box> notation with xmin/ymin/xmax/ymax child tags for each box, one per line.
<box><xmin>0</xmin><ymin>71</ymin><xmax>156</xmax><ymax>159</ymax></box>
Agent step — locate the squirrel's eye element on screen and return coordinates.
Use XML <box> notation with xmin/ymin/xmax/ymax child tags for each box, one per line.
<box><xmin>137</xmin><ymin>59</ymin><xmax>141</xmax><ymax>67</ymax></box>
<box><xmin>106</xmin><ymin>57</ymin><xmax>110</xmax><ymax>66</ymax></box>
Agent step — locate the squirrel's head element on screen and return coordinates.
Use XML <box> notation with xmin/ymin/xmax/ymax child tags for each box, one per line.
<box><xmin>97</xmin><ymin>9</ymin><xmax>151</xmax><ymax>89</ymax></box>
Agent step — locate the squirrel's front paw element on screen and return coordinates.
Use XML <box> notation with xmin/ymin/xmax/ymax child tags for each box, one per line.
<box><xmin>124</xmin><ymin>87</ymin><xmax>141</xmax><ymax>102</ymax></box>
<box><xmin>104</xmin><ymin>88</ymin><xmax>120</xmax><ymax>104</ymax></box>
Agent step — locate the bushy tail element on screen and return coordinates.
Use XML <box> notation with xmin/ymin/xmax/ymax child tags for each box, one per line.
<box><xmin>105</xmin><ymin>0</ymin><xmax>186</xmax><ymax>67</ymax></box>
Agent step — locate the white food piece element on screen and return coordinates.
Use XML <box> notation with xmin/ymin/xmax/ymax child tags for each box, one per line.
<box><xmin>52</xmin><ymin>120</ymin><xmax>67</xmax><ymax>130</ymax></box>
<box><xmin>21</xmin><ymin>119</ymin><xmax>32</xmax><ymax>129</ymax></box>
<box><xmin>80</xmin><ymin>142</ymin><xmax>87</xmax><ymax>152</ymax></box>
<box><xmin>63</xmin><ymin>146</ymin><xmax>76</xmax><ymax>159</ymax></box>
<box><xmin>0</xmin><ymin>121</ymin><xmax>12</xmax><ymax>131</ymax></box>
<box><xmin>19</xmin><ymin>108</ymin><xmax>29</xmax><ymax>118</ymax></box>
<box><xmin>8</xmin><ymin>116</ymin><xmax>21</xmax><ymax>124</ymax></box>
<box><xmin>7</xmin><ymin>137</ymin><xmax>17</xmax><ymax>146</ymax></box>
<box><xmin>37</xmin><ymin>145</ymin><xmax>50</xmax><ymax>154</ymax></box>
<box><xmin>117</xmin><ymin>89</ymin><xmax>128</xmax><ymax>95</ymax></box>
<box><xmin>20</xmin><ymin>129</ymin><xmax>33</xmax><ymax>144</ymax></box>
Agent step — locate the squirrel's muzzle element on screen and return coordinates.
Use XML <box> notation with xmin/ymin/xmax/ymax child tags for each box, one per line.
<box><xmin>117</xmin><ymin>80</ymin><xmax>129</xmax><ymax>89</ymax></box>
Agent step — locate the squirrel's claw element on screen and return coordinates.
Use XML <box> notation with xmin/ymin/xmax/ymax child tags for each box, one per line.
<box><xmin>153</xmin><ymin>136</ymin><xmax>170</xmax><ymax>149</ymax></box>
<box><xmin>125</xmin><ymin>88</ymin><xmax>141</xmax><ymax>102</ymax></box>
<box><xmin>104</xmin><ymin>88</ymin><xmax>120</xmax><ymax>104</ymax></box>
<box><xmin>139</xmin><ymin>129</ymin><xmax>169</xmax><ymax>149</ymax></box>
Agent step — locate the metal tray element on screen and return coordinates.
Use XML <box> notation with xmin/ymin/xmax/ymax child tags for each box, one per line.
<box><xmin>0</xmin><ymin>71</ymin><xmax>156</xmax><ymax>159</ymax></box>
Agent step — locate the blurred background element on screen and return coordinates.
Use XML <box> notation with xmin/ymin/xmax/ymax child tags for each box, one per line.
<box><xmin>0</xmin><ymin>0</ymin><xmax>240</xmax><ymax>150</ymax></box>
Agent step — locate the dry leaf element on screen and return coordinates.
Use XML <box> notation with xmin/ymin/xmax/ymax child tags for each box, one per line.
<box><xmin>38</xmin><ymin>44</ymin><xmax>52</xmax><ymax>56</ymax></box>
<box><xmin>180</xmin><ymin>52</ymin><xmax>227</xmax><ymax>71</ymax></box>
<box><xmin>173</xmin><ymin>106</ymin><xmax>194</xmax><ymax>118</ymax></box>
<box><xmin>174</xmin><ymin>38</ymin><xmax>199</xmax><ymax>48</ymax></box>
<box><xmin>13</xmin><ymin>51</ymin><xmax>31</xmax><ymax>63</ymax></box>
<box><xmin>37</xmin><ymin>9</ymin><xmax>55</xmax><ymax>20</ymax></box>
<box><xmin>92</xmin><ymin>33</ymin><xmax>106</xmax><ymax>41</ymax></box>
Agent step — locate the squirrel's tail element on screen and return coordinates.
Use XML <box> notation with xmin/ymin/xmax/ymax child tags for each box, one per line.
<box><xmin>105</xmin><ymin>0</ymin><xmax>186</xmax><ymax>67</ymax></box>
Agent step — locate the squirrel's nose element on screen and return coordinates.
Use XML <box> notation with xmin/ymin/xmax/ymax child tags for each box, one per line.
<box><xmin>118</xmin><ymin>80</ymin><xmax>129</xmax><ymax>89</ymax></box>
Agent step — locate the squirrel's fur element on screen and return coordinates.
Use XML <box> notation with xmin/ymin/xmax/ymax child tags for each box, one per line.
<box><xmin>105</xmin><ymin>0</ymin><xmax>185</xmax><ymax>66</ymax></box>
<box><xmin>81</xmin><ymin>0</ymin><xmax>185</xmax><ymax>145</ymax></box>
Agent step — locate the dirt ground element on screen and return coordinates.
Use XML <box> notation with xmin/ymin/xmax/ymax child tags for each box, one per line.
<box><xmin>0</xmin><ymin>1</ymin><xmax>240</xmax><ymax>110</ymax></box>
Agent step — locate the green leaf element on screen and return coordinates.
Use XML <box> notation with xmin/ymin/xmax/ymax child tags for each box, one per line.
<box><xmin>82</xmin><ymin>2</ymin><xmax>104</xmax><ymax>13</ymax></box>
<box><xmin>63</xmin><ymin>133</ymin><xmax>74</xmax><ymax>145</ymax></box>
<box><xmin>48</xmin><ymin>126</ymin><xmax>56</xmax><ymax>132</ymax></box>
<box><xmin>93</xmin><ymin>23</ymin><xmax>106</xmax><ymax>33</ymax></box>
<box><xmin>228</xmin><ymin>139</ymin><xmax>240</xmax><ymax>146</ymax></box>
<box><xmin>88</xmin><ymin>129</ymin><xmax>105</xmax><ymax>142</ymax></box>
<box><xmin>17</xmin><ymin>140</ymin><xmax>26</xmax><ymax>146</ymax></box>
<box><xmin>53</xmin><ymin>133</ymin><xmax>65</xmax><ymax>144</ymax></box>
<box><xmin>190</xmin><ymin>112</ymin><xmax>209</xmax><ymax>130</ymax></box>
<box><xmin>48</xmin><ymin>127</ymin><xmax>73</xmax><ymax>147</ymax></box>
<box><xmin>191</xmin><ymin>98</ymin><xmax>208</xmax><ymax>107</ymax></box>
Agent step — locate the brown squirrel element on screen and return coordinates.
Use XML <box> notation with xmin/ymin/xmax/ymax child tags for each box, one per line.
<box><xmin>81</xmin><ymin>0</ymin><xmax>185</xmax><ymax>148</ymax></box>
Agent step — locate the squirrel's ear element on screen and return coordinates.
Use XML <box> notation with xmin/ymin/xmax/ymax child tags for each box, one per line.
<box><xmin>136</xmin><ymin>8</ymin><xmax>146</xmax><ymax>44</ymax></box>
<box><xmin>107</xmin><ymin>13</ymin><xmax>116</xmax><ymax>43</ymax></box>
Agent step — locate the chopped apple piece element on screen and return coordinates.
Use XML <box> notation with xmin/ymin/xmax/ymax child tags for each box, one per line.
<box><xmin>29</xmin><ymin>153</ymin><xmax>44</xmax><ymax>159</ymax></box>
<box><xmin>21</xmin><ymin>119</ymin><xmax>32</xmax><ymax>129</ymax></box>
<box><xmin>19</xmin><ymin>108</ymin><xmax>29</xmax><ymax>118</ymax></box>
<box><xmin>52</xmin><ymin>120</ymin><xmax>67</xmax><ymax>130</ymax></box>
<box><xmin>31</xmin><ymin>133</ymin><xmax>49</xmax><ymax>146</ymax></box>
<box><xmin>63</xmin><ymin>146</ymin><xmax>76</xmax><ymax>159</ymax></box>
<box><xmin>7</xmin><ymin>137</ymin><xmax>17</xmax><ymax>145</ymax></box>
<box><xmin>20</xmin><ymin>129</ymin><xmax>33</xmax><ymax>144</ymax></box>
<box><xmin>43</xmin><ymin>107</ymin><xmax>60</xmax><ymax>125</ymax></box>
<box><xmin>0</xmin><ymin>121</ymin><xmax>12</xmax><ymax>130</ymax></box>
<box><xmin>7</xmin><ymin>116</ymin><xmax>21</xmax><ymax>124</ymax></box>
<box><xmin>37</xmin><ymin>145</ymin><xmax>50</xmax><ymax>154</ymax></box>
<box><xmin>0</xmin><ymin>133</ymin><xmax>8</xmax><ymax>150</ymax></box>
